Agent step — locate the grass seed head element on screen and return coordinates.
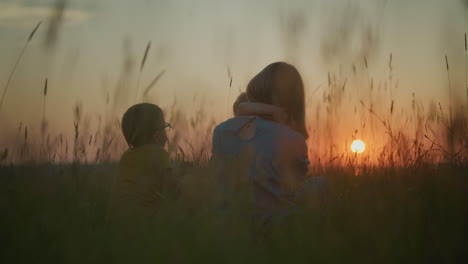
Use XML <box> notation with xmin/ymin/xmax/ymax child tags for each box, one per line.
<box><xmin>140</xmin><ymin>41</ymin><xmax>151</xmax><ymax>72</ymax></box>
<box><xmin>28</xmin><ymin>21</ymin><xmax>42</xmax><ymax>42</ymax></box>
<box><xmin>445</xmin><ymin>55</ymin><xmax>449</xmax><ymax>71</ymax></box>
<box><xmin>44</xmin><ymin>78</ymin><xmax>48</xmax><ymax>97</ymax></box>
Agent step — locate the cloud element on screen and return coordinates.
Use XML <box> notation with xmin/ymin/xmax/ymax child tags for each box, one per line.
<box><xmin>0</xmin><ymin>2</ymin><xmax>92</xmax><ymax>27</ymax></box>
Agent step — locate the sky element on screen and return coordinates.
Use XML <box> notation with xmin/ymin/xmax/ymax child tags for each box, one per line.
<box><xmin>0</xmin><ymin>0</ymin><xmax>467</xmax><ymax>153</ymax></box>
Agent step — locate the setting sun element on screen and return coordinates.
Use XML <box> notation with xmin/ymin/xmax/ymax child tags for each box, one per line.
<box><xmin>351</xmin><ymin>139</ymin><xmax>366</xmax><ymax>154</ymax></box>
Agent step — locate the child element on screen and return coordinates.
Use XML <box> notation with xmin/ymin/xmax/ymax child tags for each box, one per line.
<box><xmin>108</xmin><ymin>103</ymin><xmax>175</xmax><ymax>222</ymax></box>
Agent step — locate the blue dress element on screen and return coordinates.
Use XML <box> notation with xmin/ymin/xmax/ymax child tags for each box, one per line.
<box><xmin>211</xmin><ymin>116</ymin><xmax>310</xmax><ymax>220</ymax></box>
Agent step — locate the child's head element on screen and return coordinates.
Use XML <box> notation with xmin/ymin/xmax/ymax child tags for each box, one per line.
<box><xmin>233</xmin><ymin>92</ymin><xmax>249</xmax><ymax>116</ymax></box>
<box><xmin>121</xmin><ymin>103</ymin><xmax>169</xmax><ymax>148</ymax></box>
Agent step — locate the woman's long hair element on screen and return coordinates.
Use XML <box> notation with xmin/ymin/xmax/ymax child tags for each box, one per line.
<box><xmin>246</xmin><ymin>62</ymin><xmax>308</xmax><ymax>139</ymax></box>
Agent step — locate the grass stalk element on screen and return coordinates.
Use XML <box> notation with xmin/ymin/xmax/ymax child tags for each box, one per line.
<box><xmin>388</xmin><ymin>53</ymin><xmax>395</xmax><ymax>162</ymax></box>
<box><xmin>41</xmin><ymin>78</ymin><xmax>48</xmax><ymax>160</ymax></box>
<box><xmin>364</xmin><ymin>56</ymin><xmax>375</xmax><ymax>156</ymax></box>
<box><xmin>0</xmin><ymin>21</ymin><xmax>42</xmax><ymax>112</ymax></box>
<box><xmin>465</xmin><ymin>33</ymin><xmax>467</xmax><ymax>115</ymax></box>
<box><xmin>143</xmin><ymin>70</ymin><xmax>166</xmax><ymax>98</ymax></box>
<box><xmin>135</xmin><ymin>41</ymin><xmax>151</xmax><ymax>102</ymax></box>
<box><xmin>73</xmin><ymin>122</ymin><xmax>79</xmax><ymax>164</ymax></box>
<box><xmin>445</xmin><ymin>55</ymin><xmax>452</xmax><ymax>125</ymax></box>
<box><xmin>226</xmin><ymin>66</ymin><xmax>232</xmax><ymax>118</ymax></box>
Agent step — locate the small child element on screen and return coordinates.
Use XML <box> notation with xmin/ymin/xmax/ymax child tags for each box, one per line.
<box><xmin>109</xmin><ymin>103</ymin><xmax>175</xmax><ymax>221</ymax></box>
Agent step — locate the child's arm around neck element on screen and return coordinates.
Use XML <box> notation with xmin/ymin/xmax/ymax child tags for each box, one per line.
<box><xmin>237</xmin><ymin>102</ymin><xmax>287</xmax><ymax>124</ymax></box>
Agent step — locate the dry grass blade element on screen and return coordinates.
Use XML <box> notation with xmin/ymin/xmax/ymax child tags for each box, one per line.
<box><xmin>445</xmin><ymin>55</ymin><xmax>449</xmax><ymax>71</ymax></box>
<box><xmin>465</xmin><ymin>33</ymin><xmax>467</xmax><ymax>114</ymax></box>
<box><xmin>445</xmin><ymin>55</ymin><xmax>453</xmax><ymax>124</ymax></box>
<box><xmin>226</xmin><ymin>66</ymin><xmax>233</xmax><ymax>117</ymax></box>
<box><xmin>41</xmin><ymin>78</ymin><xmax>48</xmax><ymax>159</ymax></box>
<box><xmin>389</xmin><ymin>53</ymin><xmax>393</xmax><ymax>72</ymax></box>
<box><xmin>143</xmin><ymin>70</ymin><xmax>166</xmax><ymax>97</ymax></box>
<box><xmin>0</xmin><ymin>21</ymin><xmax>42</xmax><ymax>112</ymax></box>
<box><xmin>44</xmin><ymin>78</ymin><xmax>48</xmax><ymax>96</ymax></box>
<box><xmin>227</xmin><ymin>66</ymin><xmax>233</xmax><ymax>87</ymax></box>
<box><xmin>141</xmin><ymin>41</ymin><xmax>151</xmax><ymax>72</ymax></box>
<box><xmin>29</xmin><ymin>21</ymin><xmax>43</xmax><ymax>42</ymax></box>
<box><xmin>134</xmin><ymin>41</ymin><xmax>152</xmax><ymax>102</ymax></box>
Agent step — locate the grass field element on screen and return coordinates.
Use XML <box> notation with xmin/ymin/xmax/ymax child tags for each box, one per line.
<box><xmin>1</xmin><ymin>163</ymin><xmax>467</xmax><ymax>263</ymax></box>
<box><xmin>1</xmin><ymin>15</ymin><xmax>468</xmax><ymax>264</ymax></box>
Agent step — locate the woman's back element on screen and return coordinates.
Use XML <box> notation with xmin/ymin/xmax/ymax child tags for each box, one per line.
<box><xmin>211</xmin><ymin>116</ymin><xmax>309</xmax><ymax>218</ymax></box>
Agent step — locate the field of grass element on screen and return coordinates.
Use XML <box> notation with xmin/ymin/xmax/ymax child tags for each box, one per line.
<box><xmin>1</xmin><ymin>18</ymin><xmax>468</xmax><ymax>264</ymax></box>
<box><xmin>1</xmin><ymin>163</ymin><xmax>467</xmax><ymax>263</ymax></box>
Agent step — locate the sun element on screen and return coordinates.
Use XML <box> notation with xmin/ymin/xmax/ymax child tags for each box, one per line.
<box><xmin>351</xmin><ymin>139</ymin><xmax>366</xmax><ymax>154</ymax></box>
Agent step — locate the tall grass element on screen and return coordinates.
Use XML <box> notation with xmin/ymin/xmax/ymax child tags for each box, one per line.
<box><xmin>226</xmin><ymin>66</ymin><xmax>233</xmax><ymax>118</ymax></box>
<box><xmin>445</xmin><ymin>55</ymin><xmax>453</xmax><ymax>125</ymax></box>
<box><xmin>41</xmin><ymin>78</ymin><xmax>48</xmax><ymax>160</ymax></box>
<box><xmin>307</xmin><ymin>50</ymin><xmax>467</xmax><ymax>169</ymax></box>
<box><xmin>1</xmin><ymin>161</ymin><xmax>466</xmax><ymax>263</ymax></box>
<box><xmin>134</xmin><ymin>41</ymin><xmax>151</xmax><ymax>102</ymax></box>
<box><xmin>465</xmin><ymin>33</ymin><xmax>467</xmax><ymax>115</ymax></box>
<box><xmin>142</xmin><ymin>69</ymin><xmax>166</xmax><ymax>99</ymax></box>
<box><xmin>0</xmin><ymin>27</ymin><xmax>466</xmax><ymax>168</ymax></box>
<box><xmin>0</xmin><ymin>27</ymin><xmax>467</xmax><ymax>264</ymax></box>
<box><xmin>0</xmin><ymin>21</ymin><xmax>42</xmax><ymax>112</ymax></box>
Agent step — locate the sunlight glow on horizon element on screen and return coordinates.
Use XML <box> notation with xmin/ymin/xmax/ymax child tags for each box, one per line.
<box><xmin>351</xmin><ymin>139</ymin><xmax>366</xmax><ymax>154</ymax></box>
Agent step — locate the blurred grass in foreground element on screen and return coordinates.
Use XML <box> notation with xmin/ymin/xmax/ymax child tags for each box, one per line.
<box><xmin>1</xmin><ymin>163</ymin><xmax>467</xmax><ymax>264</ymax></box>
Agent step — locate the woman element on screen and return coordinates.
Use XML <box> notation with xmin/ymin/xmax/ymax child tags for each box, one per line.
<box><xmin>211</xmin><ymin>62</ymin><xmax>309</xmax><ymax>222</ymax></box>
